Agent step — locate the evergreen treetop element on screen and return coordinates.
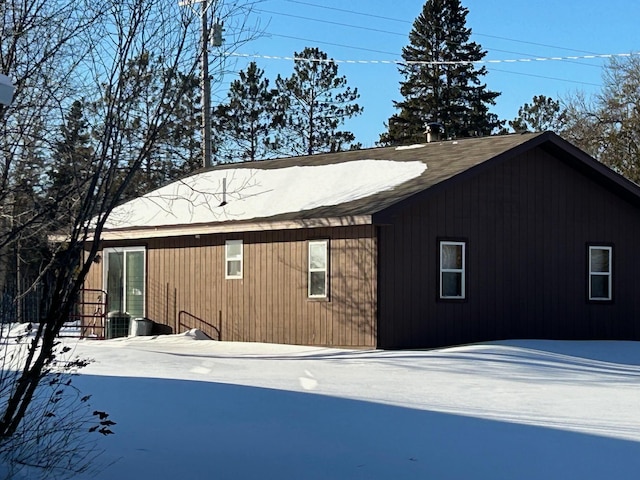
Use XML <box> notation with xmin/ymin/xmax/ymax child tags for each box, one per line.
<box><xmin>275</xmin><ymin>47</ymin><xmax>362</xmax><ymax>155</ymax></box>
<box><xmin>212</xmin><ymin>61</ymin><xmax>281</xmax><ymax>162</ymax></box>
<box><xmin>381</xmin><ymin>0</ymin><xmax>501</xmax><ymax>145</ymax></box>
<box><xmin>50</xmin><ymin>100</ymin><xmax>94</xmax><ymax>197</ymax></box>
<box><xmin>508</xmin><ymin>95</ymin><xmax>563</xmax><ymax>133</ymax></box>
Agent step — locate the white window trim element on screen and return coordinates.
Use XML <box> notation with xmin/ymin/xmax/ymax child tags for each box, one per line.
<box><xmin>308</xmin><ymin>240</ymin><xmax>328</xmax><ymax>299</ymax></box>
<box><xmin>102</xmin><ymin>246</ymin><xmax>146</xmax><ymax>316</ymax></box>
<box><xmin>225</xmin><ymin>239</ymin><xmax>243</xmax><ymax>279</ymax></box>
<box><xmin>440</xmin><ymin>241</ymin><xmax>466</xmax><ymax>300</ymax></box>
<box><xmin>589</xmin><ymin>245</ymin><xmax>612</xmax><ymax>301</ymax></box>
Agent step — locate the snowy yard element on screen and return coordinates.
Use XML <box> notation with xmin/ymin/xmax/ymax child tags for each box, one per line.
<box><xmin>44</xmin><ymin>333</ymin><xmax>640</xmax><ymax>478</ymax></box>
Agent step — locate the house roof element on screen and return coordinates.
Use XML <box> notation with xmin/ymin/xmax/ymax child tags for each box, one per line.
<box><xmin>101</xmin><ymin>132</ymin><xmax>640</xmax><ymax>240</ymax></box>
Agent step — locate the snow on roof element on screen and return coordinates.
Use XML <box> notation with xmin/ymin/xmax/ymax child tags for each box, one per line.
<box><xmin>395</xmin><ymin>144</ymin><xmax>426</xmax><ymax>151</ymax></box>
<box><xmin>105</xmin><ymin>159</ymin><xmax>426</xmax><ymax>229</ymax></box>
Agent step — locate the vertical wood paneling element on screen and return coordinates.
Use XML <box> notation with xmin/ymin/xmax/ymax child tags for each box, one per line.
<box><xmin>89</xmin><ymin>144</ymin><xmax>640</xmax><ymax>349</ymax></box>
<box><xmin>264</xmin><ymin>232</ymin><xmax>284</xmax><ymax>338</ymax></box>
<box><xmin>378</xmin><ymin>146</ymin><xmax>640</xmax><ymax>348</ymax></box>
<box><xmin>111</xmin><ymin>226</ymin><xmax>377</xmax><ymax>347</ymax></box>
<box><xmin>331</xmin><ymin>228</ymin><xmax>342</xmax><ymax>346</ymax></box>
<box><xmin>280</xmin><ymin>231</ymin><xmax>288</xmax><ymax>343</ymax></box>
<box><xmin>295</xmin><ymin>231</ymin><xmax>303</xmax><ymax>344</ymax></box>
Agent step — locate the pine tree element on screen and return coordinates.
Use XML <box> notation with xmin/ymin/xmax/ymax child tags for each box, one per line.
<box><xmin>212</xmin><ymin>61</ymin><xmax>281</xmax><ymax>162</ymax></box>
<box><xmin>50</xmin><ymin>100</ymin><xmax>94</xmax><ymax>197</ymax></box>
<box><xmin>508</xmin><ymin>95</ymin><xmax>562</xmax><ymax>133</ymax></box>
<box><xmin>160</xmin><ymin>69</ymin><xmax>201</xmax><ymax>176</ymax></box>
<box><xmin>90</xmin><ymin>52</ymin><xmax>200</xmax><ymax>198</ymax></box>
<box><xmin>275</xmin><ymin>47</ymin><xmax>362</xmax><ymax>155</ymax></box>
<box><xmin>381</xmin><ymin>0</ymin><xmax>501</xmax><ymax>145</ymax></box>
<box><xmin>127</xmin><ymin>53</ymin><xmax>200</xmax><ymax>195</ymax></box>
<box><xmin>3</xmin><ymin>115</ymin><xmax>49</xmax><ymax>323</ymax></box>
<box><xmin>48</xmin><ymin>100</ymin><xmax>95</xmax><ymax>230</ymax></box>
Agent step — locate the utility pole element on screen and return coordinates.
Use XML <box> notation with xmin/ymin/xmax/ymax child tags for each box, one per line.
<box><xmin>200</xmin><ymin>0</ymin><xmax>212</xmax><ymax>169</ymax></box>
<box><xmin>179</xmin><ymin>0</ymin><xmax>213</xmax><ymax>169</ymax></box>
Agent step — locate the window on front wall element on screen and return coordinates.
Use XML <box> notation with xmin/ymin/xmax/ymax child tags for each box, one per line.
<box><xmin>440</xmin><ymin>241</ymin><xmax>465</xmax><ymax>299</ymax></box>
<box><xmin>589</xmin><ymin>245</ymin><xmax>612</xmax><ymax>301</ymax></box>
<box><xmin>225</xmin><ymin>240</ymin><xmax>243</xmax><ymax>279</ymax></box>
<box><xmin>308</xmin><ymin>240</ymin><xmax>328</xmax><ymax>298</ymax></box>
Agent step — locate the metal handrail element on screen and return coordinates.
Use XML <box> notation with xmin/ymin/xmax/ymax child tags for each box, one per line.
<box><xmin>62</xmin><ymin>289</ymin><xmax>108</xmax><ymax>339</ymax></box>
<box><xmin>177</xmin><ymin>310</ymin><xmax>221</xmax><ymax>341</ymax></box>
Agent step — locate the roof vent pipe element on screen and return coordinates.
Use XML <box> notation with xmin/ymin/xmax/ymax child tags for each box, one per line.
<box><xmin>425</xmin><ymin>122</ymin><xmax>444</xmax><ymax>143</ymax></box>
<box><xmin>219</xmin><ymin>177</ymin><xmax>227</xmax><ymax>207</ymax></box>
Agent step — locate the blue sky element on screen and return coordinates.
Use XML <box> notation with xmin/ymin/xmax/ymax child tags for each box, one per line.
<box><xmin>212</xmin><ymin>0</ymin><xmax>640</xmax><ymax>147</ymax></box>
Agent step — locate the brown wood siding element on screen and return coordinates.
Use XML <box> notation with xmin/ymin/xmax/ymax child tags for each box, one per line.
<box><xmin>84</xmin><ymin>225</ymin><xmax>377</xmax><ymax>348</ymax></box>
<box><xmin>84</xmin><ymin>251</ymin><xmax>102</xmax><ymax>295</ymax></box>
<box><xmin>378</xmin><ymin>146</ymin><xmax>640</xmax><ymax>349</ymax></box>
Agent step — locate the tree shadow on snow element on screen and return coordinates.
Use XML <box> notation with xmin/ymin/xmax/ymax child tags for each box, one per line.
<box><xmin>70</xmin><ymin>374</ymin><xmax>640</xmax><ymax>480</ymax></box>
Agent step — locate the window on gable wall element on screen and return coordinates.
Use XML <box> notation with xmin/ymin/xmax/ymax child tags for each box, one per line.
<box><xmin>439</xmin><ymin>240</ymin><xmax>466</xmax><ymax>299</ymax></box>
<box><xmin>589</xmin><ymin>245</ymin><xmax>612</xmax><ymax>301</ymax></box>
<box><xmin>308</xmin><ymin>240</ymin><xmax>328</xmax><ymax>298</ymax></box>
<box><xmin>225</xmin><ymin>240</ymin><xmax>243</xmax><ymax>279</ymax></box>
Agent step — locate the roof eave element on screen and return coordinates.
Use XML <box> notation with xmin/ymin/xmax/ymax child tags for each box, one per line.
<box><xmin>537</xmin><ymin>132</ymin><xmax>640</xmax><ymax>207</ymax></box>
<box><xmin>373</xmin><ymin>132</ymin><xmax>640</xmax><ymax>223</ymax></box>
<box><xmin>99</xmin><ymin>214</ymin><xmax>373</xmax><ymax>241</ymax></box>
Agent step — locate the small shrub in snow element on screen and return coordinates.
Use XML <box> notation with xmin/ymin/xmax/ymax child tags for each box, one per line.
<box><xmin>0</xmin><ymin>324</ymin><xmax>115</xmax><ymax>480</ymax></box>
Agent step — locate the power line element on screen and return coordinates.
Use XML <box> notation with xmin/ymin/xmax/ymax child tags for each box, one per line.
<box><xmin>474</xmin><ymin>33</ymin><xmax>601</xmax><ymax>56</ymax></box>
<box><xmin>247</xmin><ymin>1</ymin><xmax>624</xmax><ymax>88</ymax></box>
<box><xmin>278</xmin><ymin>0</ymin><xmax>605</xmax><ymax>56</ymax></box>
<box><xmin>255</xmin><ymin>8</ymin><xmax>407</xmax><ymax>37</ymax></box>
<box><xmin>489</xmin><ymin>68</ymin><xmax>601</xmax><ymax>87</ymax></box>
<box><xmin>267</xmin><ymin>32</ymin><xmax>398</xmax><ymax>56</ymax></box>
<box><xmin>281</xmin><ymin>0</ymin><xmax>409</xmax><ymax>24</ymax></box>
<box><xmin>469</xmin><ymin>47</ymin><xmax>599</xmax><ymax>68</ymax></box>
<box><xmin>259</xmin><ymin>7</ymin><xmax>600</xmax><ymax>67</ymax></box>
<box><xmin>226</xmin><ymin>51</ymin><xmax>635</xmax><ymax>66</ymax></box>
<box><xmin>267</xmin><ymin>30</ymin><xmax>599</xmax><ymax>68</ymax></box>
<box><xmin>225</xmin><ymin>51</ymin><xmax>627</xmax><ymax>86</ymax></box>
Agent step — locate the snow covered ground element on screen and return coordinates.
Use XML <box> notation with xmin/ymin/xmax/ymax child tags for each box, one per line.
<box><xmin>40</xmin><ymin>332</ymin><xmax>640</xmax><ymax>480</ymax></box>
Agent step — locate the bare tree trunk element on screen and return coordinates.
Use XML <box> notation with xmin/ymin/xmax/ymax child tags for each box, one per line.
<box><xmin>0</xmin><ymin>2</ymin><xmax>261</xmax><ymax>475</ymax></box>
<box><xmin>0</xmin><ymin>219</ymin><xmax>9</xmax><ymax>295</ymax></box>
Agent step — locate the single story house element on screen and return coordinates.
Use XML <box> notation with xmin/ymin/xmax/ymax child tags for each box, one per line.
<box><xmin>82</xmin><ymin>132</ymin><xmax>640</xmax><ymax>349</ymax></box>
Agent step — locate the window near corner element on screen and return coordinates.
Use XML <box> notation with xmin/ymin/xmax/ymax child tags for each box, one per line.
<box><xmin>589</xmin><ymin>246</ymin><xmax>612</xmax><ymax>301</ymax></box>
<box><xmin>440</xmin><ymin>241</ymin><xmax>465</xmax><ymax>299</ymax></box>
<box><xmin>308</xmin><ymin>240</ymin><xmax>328</xmax><ymax>298</ymax></box>
<box><xmin>225</xmin><ymin>240</ymin><xmax>243</xmax><ymax>279</ymax></box>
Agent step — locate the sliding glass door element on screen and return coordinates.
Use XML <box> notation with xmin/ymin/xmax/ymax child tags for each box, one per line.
<box><xmin>103</xmin><ymin>247</ymin><xmax>146</xmax><ymax>317</ymax></box>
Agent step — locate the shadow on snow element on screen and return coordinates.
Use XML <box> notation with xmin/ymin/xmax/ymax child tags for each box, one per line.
<box><xmin>71</xmin><ymin>374</ymin><xmax>640</xmax><ymax>480</ymax></box>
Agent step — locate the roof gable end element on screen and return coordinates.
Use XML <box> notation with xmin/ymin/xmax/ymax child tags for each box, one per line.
<box><xmin>373</xmin><ymin>131</ymin><xmax>640</xmax><ymax>223</ymax></box>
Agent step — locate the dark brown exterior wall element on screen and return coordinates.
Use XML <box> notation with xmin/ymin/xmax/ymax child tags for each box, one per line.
<box><xmin>85</xmin><ymin>225</ymin><xmax>377</xmax><ymax>348</ymax></box>
<box><xmin>378</xmin><ymin>146</ymin><xmax>640</xmax><ymax>349</ymax></box>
